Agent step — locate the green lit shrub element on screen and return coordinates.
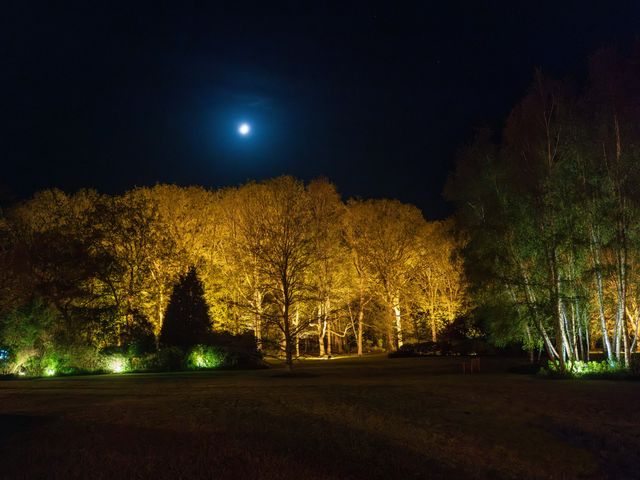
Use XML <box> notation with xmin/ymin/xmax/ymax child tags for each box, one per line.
<box><xmin>17</xmin><ymin>345</ymin><xmax>105</xmax><ymax>377</ymax></box>
<box><xmin>539</xmin><ymin>360</ymin><xmax>629</xmax><ymax>379</ymax></box>
<box><xmin>0</xmin><ymin>301</ymin><xmax>57</xmax><ymax>375</ymax></box>
<box><xmin>101</xmin><ymin>353</ymin><xmax>130</xmax><ymax>373</ymax></box>
<box><xmin>15</xmin><ymin>345</ymin><xmax>59</xmax><ymax>377</ymax></box>
<box><xmin>53</xmin><ymin>345</ymin><xmax>103</xmax><ymax>375</ymax></box>
<box><xmin>128</xmin><ymin>352</ymin><xmax>157</xmax><ymax>372</ymax></box>
<box><xmin>28</xmin><ymin>351</ymin><xmax>59</xmax><ymax>376</ymax></box>
<box><xmin>186</xmin><ymin>345</ymin><xmax>226</xmax><ymax>369</ymax></box>
<box><xmin>70</xmin><ymin>346</ymin><xmax>103</xmax><ymax>372</ymax></box>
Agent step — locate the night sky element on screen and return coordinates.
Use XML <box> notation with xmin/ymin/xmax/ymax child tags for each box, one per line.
<box><xmin>2</xmin><ymin>1</ymin><xmax>640</xmax><ymax>219</ymax></box>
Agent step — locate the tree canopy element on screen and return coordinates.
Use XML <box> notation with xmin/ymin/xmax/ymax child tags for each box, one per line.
<box><xmin>0</xmin><ymin>177</ymin><xmax>467</xmax><ymax>370</ymax></box>
<box><xmin>448</xmin><ymin>46</ymin><xmax>640</xmax><ymax>370</ymax></box>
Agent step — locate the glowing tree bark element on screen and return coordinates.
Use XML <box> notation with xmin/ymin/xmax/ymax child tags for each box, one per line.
<box><xmin>341</xmin><ymin>207</ymin><xmax>375</xmax><ymax>356</ymax></box>
<box><xmin>345</xmin><ymin>199</ymin><xmax>424</xmax><ymax>351</ymax></box>
<box><xmin>218</xmin><ymin>185</ymin><xmax>270</xmax><ymax>345</ymax></box>
<box><xmin>308</xmin><ymin>178</ymin><xmax>347</xmax><ymax>357</ymax></box>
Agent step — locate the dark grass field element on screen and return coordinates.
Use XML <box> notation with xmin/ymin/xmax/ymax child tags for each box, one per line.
<box><xmin>1</xmin><ymin>355</ymin><xmax>639</xmax><ymax>479</ymax></box>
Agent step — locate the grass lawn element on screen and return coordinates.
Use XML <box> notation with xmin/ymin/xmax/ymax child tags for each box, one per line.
<box><xmin>1</xmin><ymin>355</ymin><xmax>638</xmax><ymax>479</ymax></box>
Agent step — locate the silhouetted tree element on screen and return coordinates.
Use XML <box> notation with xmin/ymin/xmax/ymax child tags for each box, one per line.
<box><xmin>159</xmin><ymin>267</ymin><xmax>212</xmax><ymax>348</ymax></box>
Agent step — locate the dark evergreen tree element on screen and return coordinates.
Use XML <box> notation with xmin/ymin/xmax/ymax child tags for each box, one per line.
<box><xmin>159</xmin><ymin>267</ymin><xmax>212</xmax><ymax>348</ymax></box>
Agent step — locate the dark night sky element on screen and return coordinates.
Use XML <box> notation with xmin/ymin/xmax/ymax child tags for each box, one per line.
<box><xmin>2</xmin><ymin>1</ymin><xmax>640</xmax><ymax>219</ymax></box>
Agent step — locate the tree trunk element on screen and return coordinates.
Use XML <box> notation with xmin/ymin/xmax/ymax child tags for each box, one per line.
<box><xmin>325</xmin><ymin>299</ymin><xmax>332</xmax><ymax>357</ymax></box>
<box><xmin>293</xmin><ymin>308</ymin><xmax>300</xmax><ymax>358</ymax></box>
<box><xmin>518</xmin><ymin>263</ymin><xmax>559</xmax><ymax>360</ymax></box>
<box><xmin>386</xmin><ymin>306</ymin><xmax>394</xmax><ymax>351</ymax></box>
<box><xmin>357</xmin><ymin>304</ymin><xmax>364</xmax><ymax>356</ymax></box>
<box><xmin>622</xmin><ymin>318</ymin><xmax>630</xmax><ymax>366</ymax></box>
<box><xmin>254</xmin><ymin>290</ymin><xmax>263</xmax><ymax>350</ymax></box>
<box><xmin>591</xmin><ymin>229</ymin><xmax>613</xmax><ymax>362</ymax></box>
<box><xmin>524</xmin><ymin>323</ymin><xmax>534</xmax><ymax>363</ymax></box>
<box><xmin>283</xmin><ymin>310</ymin><xmax>293</xmax><ymax>370</ymax></box>
<box><xmin>552</xmin><ymin>252</ymin><xmax>566</xmax><ymax>372</ymax></box>
<box><xmin>430</xmin><ymin>312</ymin><xmax>437</xmax><ymax>342</ymax></box>
<box><xmin>317</xmin><ymin>303</ymin><xmax>326</xmax><ymax>357</ymax></box>
<box><xmin>393</xmin><ymin>294</ymin><xmax>403</xmax><ymax>348</ymax></box>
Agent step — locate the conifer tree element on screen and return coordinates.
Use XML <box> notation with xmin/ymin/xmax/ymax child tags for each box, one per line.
<box><xmin>159</xmin><ymin>267</ymin><xmax>212</xmax><ymax>348</ymax></box>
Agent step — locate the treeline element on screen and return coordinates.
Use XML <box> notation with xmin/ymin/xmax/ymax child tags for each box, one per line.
<box><xmin>0</xmin><ymin>177</ymin><xmax>467</xmax><ymax>370</ymax></box>
<box><xmin>449</xmin><ymin>47</ymin><xmax>640</xmax><ymax>371</ymax></box>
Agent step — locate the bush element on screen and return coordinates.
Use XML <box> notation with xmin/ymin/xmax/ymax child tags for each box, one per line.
<box><xmin>220</xmin><ymin>346</ymin><xmax>264</xmax><ymax>368</ymax></box>
<box><xmin>539</xmin><ymin>360</ymin><xmax>630</xmax><ymax>379</ymax></box>
<box><xmin>24</xmin><ymin>351</ymin><xmax>59</xmax><ymax>376</ymax></box>
<box><xmin>121</xmin><ymin>311</ymin><xmax>157</xmax><ymax>356</ymax></box>
<box><xmin>128</xmin><ymin>352</ymin><xmax>156</xmax><ymax>372</ymax></box>
<box><xmin>0</xmin><ymin>301</ymin><xmax>57</xmax><ymax>374</ymax></box>
<box><xmin>438</xmin><ymin>317</ymin><xmax>494</xmax><ymax>355</ymax></box>
<box><xmin>154</xmin><ymin>346</ymin><xmax>186</xmax><ymax>371</ymax></box>
<box><xmin>101</xmin><ymin>353</ymin><xmax>130</xmax><ymax>373</ymax></box>
<box><xmin>629</xmin><ymin>356</ymin><xmax>640</xmax><ymax>378</ymax></box>
<box><xmin>388</xmin><ymin>342</ymin><xmax>441</xmax><ymax>358</ymax></box>
<box><xmin>56</xmin><ymin>345</ymin><xmax>103</xmax><ymax>374</ymax></box>
<box><xmin>0</xmin><ymin>348</ymin><xmax>12</xmax><ymax>374</ymax></box>
<box><xmin>205</xmin><ymin>332</ymin><xmax>264</xmax><ymax>368</ymax></box>
<box><xmin>0</xmin><ymin>328</ymin><xmax>264</xmax><ymax>376</ymax></box>
<box><xmin>388</xmin><ymin>339</ymin><xmax>493</xmax><ymax>358</ymax></box>
<box><xmin>186</xmin><ymin>345</ymin><xmax>226</xmax><ymax>369</ymax></box>
<box><xmin>11</xmin><ymin>345</ymin><xmax>103</xmax><ymax>377</ymax></box>
<box><xmin>389</xmin><ymin>318</ymin><xmax>494</xmax><ymax>358</ymax></box>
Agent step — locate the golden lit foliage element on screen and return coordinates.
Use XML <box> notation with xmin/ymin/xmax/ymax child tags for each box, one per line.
<box><xmin>344</xmin><ymin>199</ymin><xmax>426</xmax><ymax>348</ymax></box>
<box><xmin>414</xmin><ymin>220</ymin><xmax>469</xmax><ymax>341</ymax></box>
<box><xmin>2</xmin><ymin>177</ymin><xmax>468</xmax><ymax>360</ymax></box>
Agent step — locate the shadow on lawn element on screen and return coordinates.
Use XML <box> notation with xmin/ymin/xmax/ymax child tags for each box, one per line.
<box><xmin>0</xmin><ymin>414</ymin><xmax>51</xmax><ymax>442</ymax></box>
<box><xmin>541</xmin><ymin>417</ymin><xmax>639</xmax><ymax>480</ymax></box>
<box><xmin>0</xmin><ymin>411</ymin><xmax>464</xmax><ymax>480</ymax></box>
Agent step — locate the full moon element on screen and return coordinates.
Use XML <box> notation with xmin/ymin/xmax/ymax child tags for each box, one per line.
<box><xmin>238</xmin><ymin>123</ymin><xmax>251</xmax><ymax>135</ymax></box>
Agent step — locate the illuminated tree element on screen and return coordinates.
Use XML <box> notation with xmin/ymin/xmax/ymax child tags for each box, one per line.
<box><xmin>216</xmin><ymin>184</ymin><xmax>270</xmax><ymax>343</ymax></box>
<box><xmin>414</xmin><ymin>220</ymin><xmax>468</xmax><ymax>341</ymax></box>
<box><xmin>345</xmin><ymin>199</ymin><xmax>425</xmax><ymax>350</ymax></box>
<box><xmin>307</xmin><ymin>178</ymin><xmax>348</xmax><ymax>357</ymax></box>
<box><xmin>0</xmin><ymin>210</ymin><xmax>13</xmax><ymax>318</ymax></box>
<box><xmin>91</xmin><ymin>191</ymin><xmax>169</xmax><ymax>342</ymax></box>
<box><xmin>449</xmin><ymin>48</ymin><xmax>640</xmax><ymax>369</ymax></box>
<box><xmin>241</xmin><ymin>176</ymin><xmax>315</xmax><ymax>368</ymax></box>
<box><xmin>342</xmin><ymin>203</ymin><xmax>376</xmax><ymax>355</ymax></box>
<box><xmin>449</xmin><ymin>74</ymin><xmax>577</xmax><ymax>369</ymax></box>
<box><xmin>0</xmin><ymin>175</ymin><xmax>474</xmax><ymax>362</ymax></box>
<box><xmin>137</xmin><ymin>185</ymin><xmax>222</xmax><ymax>335</ymax></box>
<box><xmin>7</xmin><ymin>189</ymin><xmax>113</xmax><ymax>342</ymax></box>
